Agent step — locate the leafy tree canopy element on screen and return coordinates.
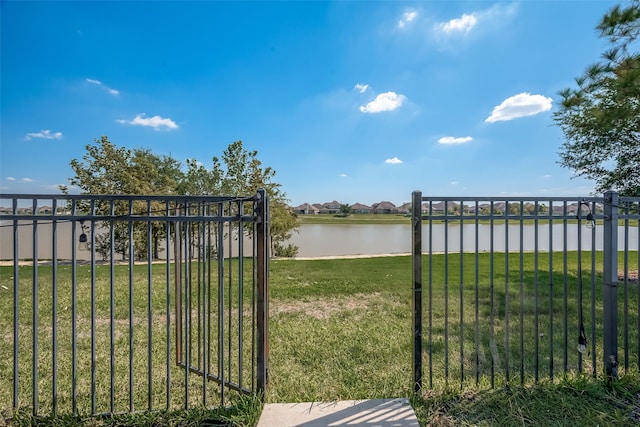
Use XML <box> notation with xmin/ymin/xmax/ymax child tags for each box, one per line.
<box><xmin>64</xmin><ymin>136</ymin><xmax>298</xmax><ymax>257</ymax></box>
<box><xmin>339</xmin><ymin>203</ymin><xmax>352</xmax><ymax>216</ymax></box>
<box><xmin>554</xmin><ymin>0</ymin><xmax>639</xmax><ymax>196</ymax></box>
<box><xmin>63</xmin><ymin>136</ymin><xmax>182</xmax><ymax>196</ymax></box>
<box><xmin>182</xmin><ymin>140</ymin><xmax>298</xmax><ymax>254</ymax></box>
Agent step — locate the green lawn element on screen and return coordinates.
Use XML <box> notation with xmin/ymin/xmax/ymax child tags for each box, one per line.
<box><xmin>0</xmin><ymin>260</ymin><xmax>259</xmax><ymax>423</ymax></box>
<box><xmin>296</xmin><ymin>213</ymin><xmax>411</xmax><ymax>224</ymax></box>
<box><xmin>295</xmin><ymin>213</ymin><xmax>639</xmax><ymax>226</ymax></box>
<box><xmin>2</xmin><ymin>252</ymin><xmax>639</xmax><ymax>426</ymax></box>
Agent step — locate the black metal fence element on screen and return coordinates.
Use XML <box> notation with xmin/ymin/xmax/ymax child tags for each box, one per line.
<box><xmin>411</xmin><ymin>191</ymin><xmax>640</xmax><ymax>391</ymax></box>
<box><xmin>0</xmin><ymin>191</ymin><xmax>269</xmax><ymax>418</ymax></box>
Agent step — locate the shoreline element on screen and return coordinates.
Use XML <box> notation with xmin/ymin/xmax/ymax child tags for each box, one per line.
<box><xmin>0</xmin><ymin>253</ymin><xmax>413</xmax><ymax>266</ymax></box>
<box><xmin>287</xmin><ymin>252</ymin><xmax>411</xmax><ymax>261</ymax></box>
<box><xmin>1</xmin><ymin>256</ymin><xmax>637</xmax><ymax>283</ymax></box>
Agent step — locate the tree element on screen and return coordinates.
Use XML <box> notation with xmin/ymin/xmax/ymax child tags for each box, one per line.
<box><xmin>270</xmin><ymin>201</ymin><xmax>299</xmax><ymax>257</ymax></box>
<box><xmin>66</xmin><ymin>137</ymin><xmax>299</xmax><ymax>259</ymax></box>
<box><xmin>177</xmin><ymin>158</ymin><xmax>222</xmax><ymax>196</ymax></box>
<box><xmin>554</xmin><ymin>0</ymin><xmax>640</xmax><ymax>196</ymax></box>
<box><xmin>130</xmin><ymin>148</ymin><xmax>183</xmax><ymax>258</ymax></box>
<box><xmin>523</xmin><ymin>202</ymin><xmax>536</xmax><ymax>215</ymax></box>
<box><xmin>538</xmin><ymin>203</ymin><xmax>548</xmax><ymax>215</ymax></box>
<box><xmin>209</xmin><ymin>140</ymin><xmax>298</xmax><ymax>255</ymax></box>
<box><xmin>64</xmin><ymin>136</ymin><xmax>184</xmax><ymax>260</ymax></box>
<box><xmin>339</xmin><ymin>203</ymin><xmax>352</xmax><ymax>216</ymax></box>
<box><xmin>508</xmin><ymin>203</ymin><xmax>521</xmax><ymax>215</ymax></box>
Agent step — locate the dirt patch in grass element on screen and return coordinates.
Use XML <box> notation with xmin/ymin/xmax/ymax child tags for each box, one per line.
<box><xmin>271</xmin><ymin>292</ymin><xmax>386</xmax><ymax>319</ymax></box>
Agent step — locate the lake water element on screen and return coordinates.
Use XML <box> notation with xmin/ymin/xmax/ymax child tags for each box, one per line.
<box><xmin>290</xmin><ymin>223</ymin><xmax>639</xmax><ymax>258</ymax></box>
<box><xmin>1</xmin><ymin>221</ymin><xmax>638</xmax><ymax>260</ymax></box>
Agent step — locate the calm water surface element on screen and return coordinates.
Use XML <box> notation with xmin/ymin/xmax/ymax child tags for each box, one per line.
<box><xmin>291</xmin><ymin>223</ymin><xmax>639</xmax><ymax>258</ymax></box>
<box><xmin>1</xmin><ymin>221</ymin><xmax>638</xmax><ymax>260</ymax></box>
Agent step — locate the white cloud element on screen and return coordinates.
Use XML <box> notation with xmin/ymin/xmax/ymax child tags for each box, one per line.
<box><xmin>117</xmin><ymin>113</ymin><xmax>179</xmax><ymax>130</ymax></box>
<box><xmin>339</xmin><ymin>173</ymin><xmax>348</xmax><ymax>177</ymax></box>
<box><xmin>22</xmin><ymin>178</ymin><xmax>33</xmax><ymax>183</ymax></box>
<box><xmin>24</xmin><ymin>130</ymin><xmax>63</xmax><ymax>141</ymax></box>
<box><xmin>86</xmin><ymin>78</ymin><xmax>120</xmax><ymax>95</ymax></box>
<box><xmin>385</xmin><ymin>157</ymin><xmax>403</xmax><ymax>164</ymax></box>
<box><xmin>440</xmin><ymin>13</ymin><xmax>477</xmax><ymax>33</ymax></box>
<box><xmin>485</xmin><ymin>92</ymin><xmax>552</xmax><ymax>123</ymax></box>
<box><xmin>435</xmin><ymin>3</ymin><xmax>518</xmax><ymax>39</ymax></box>
<box><xmin>354</xmin><ymin>83</ymin><xmax>369</xmax><ymax>93</ymax></box>
<box><xmin>438</xmin><ymin>136</ymin><xmax>473</xmax><ymax>145</ymax></box>
<box><xmin>398</xmin><ymin>10</ymin><xmax>417</xmax><ymax>28</ymax></box>
<box><xmin>481</xmin><ymin>3</ymin><xmax>519</xmax><ymax>22</ymax></box>
<box><xmin>450</xmin><ymin>181</ymin><xmax>459</xmax><ymax>185</ymax></box>
<box><xmin>360</xmin><ymin>92</ymin><xmax>407</xmax><ymax>113</ymax></box>
<box><xmin>7</xmin><ymin>177</ymin><xmax>16</xmax><ymax>181</ymax></box>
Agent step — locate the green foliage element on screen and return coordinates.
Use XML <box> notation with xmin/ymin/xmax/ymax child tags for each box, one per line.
<box><xmin>273</xmin><ymin>242</ymin><xmax>299</xmax><ymax>257</ymax></box>
<box><xmin>269</xmin><ymin>200</ymin><xmax>298</xmax><ymax>253</ymax></box>
<box><xmin>63</xmin><ymin>137</ymin><xmax>182</xmax><ymax>260</ymax></box>
<box><xmin>218</xmin><ymin>140</ymin><xmax>277</xmax><ymax>197</ymax></box>
<box><xmin>339</xmin><ymin>203</ymin><xmax>352</xmax><ymax>216</ymax></box>
<box><xmin>182</xmin><ymin>140</ymin><xmax>298</xmax><ymax>256</ymax></box>
<box><xmin>176</xmin><ymin>158</ymin><xmax>222</xmax><ymax>196</ymax></box>
<box><xmin>93</xmin><ymin>232</ymin><xmax>112</xmax><ymax>261</ymax></box>
<box><xmin>220</xmin><ymin>142</ymin><xmax>298</xmax><ymax>254</ymax></box>
<box><xmin>64</xmin><ymin>137</ymin><xmax>298</xmax><ymax>259</ymax></box>
<box><xmin>554</xmin><ymin>0</ymin><xmax>640</xmax><ymax>196</ymax></box>
<box><xmin>65</xmin><ymin>136</ymin><xmax>183</xmax><ymax>196</ymax></box>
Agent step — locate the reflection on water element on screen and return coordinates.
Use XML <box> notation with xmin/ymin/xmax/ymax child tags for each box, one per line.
<box><xmin>290</xmin><ymin>223</ymin><xmax>638</xmax><ymax>258</ymax></box>
<box><xmin>0</xmin><ymin>220</ymin><xmax>251</xmax><ymax>261</ymax></box>
<box><xmin>290</xmin><ymin>224</ymin><xmax>411</xmax><ymax>257</ymax></box>
<box><xmin>1</xmin><ymin>221</ymin><xmax>638</xmax><ymax>260</ymax></box>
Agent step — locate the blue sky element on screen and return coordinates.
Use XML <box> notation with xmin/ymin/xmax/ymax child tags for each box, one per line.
<box><xmin>0</xmin><ymin>0</ymin><xmax>622</xmax><ymax>206</ymax></box>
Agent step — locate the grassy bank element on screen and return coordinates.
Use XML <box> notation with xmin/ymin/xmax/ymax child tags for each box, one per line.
<box><xmin>295</xmin><ymin>213</ymin><xmax>638</xmax><ymax>226</ymax></box>
<box><xmin>2</xmin><ymin>253</ymin><xmax>640</xmax><ymax>425</ymax></box>
<box><xmin>296</xmin><ymin>213</ymin><xmax>410</xmax><ymax>224</ymax></box>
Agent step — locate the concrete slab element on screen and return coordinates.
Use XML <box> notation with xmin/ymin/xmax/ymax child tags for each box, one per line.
<box><xmin>256</xmin><ymin>398</ymin><xmax>420</xmax><ymax>427</ymax></box>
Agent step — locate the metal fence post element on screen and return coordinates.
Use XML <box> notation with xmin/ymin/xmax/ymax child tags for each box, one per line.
<box><xmin>603</xmin><ymin>190</ymin><xmax>619</xmax><ymax>378</ymax></box>
<box><xmin>256</xmin><ymin>189</ymin><xmax>270</xmax><ymax>395</ymax></box>
<box><xmin>412</xmin><ymin>191</ymin><xmax>423</xmax><ymax>393</ymax></box>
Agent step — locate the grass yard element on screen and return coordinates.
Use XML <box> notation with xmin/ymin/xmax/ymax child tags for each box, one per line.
<box><xmin>412</xmin><ymin>374</ymin><xmax>640</xmax><ymax>426</ymax></box>
<box><xmin>268</xmin><ymin>253</ymin><xmax>640</xmax><ymax>425</ymax></box>
<box><xmin>1</xmin><ymin>252</ymin><xmax>640</xmax><ymax>426</ymax></box>
<box><xmin>0</xmin><ymin>259</ymin><xmax>259</xmax><ymax>425</ymax></box>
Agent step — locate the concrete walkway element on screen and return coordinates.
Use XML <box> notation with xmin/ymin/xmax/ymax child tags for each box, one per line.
<box><xmin>256</xmin><ymin>398</ymin><xmax>420</xmax><ymax>427</ymax></box>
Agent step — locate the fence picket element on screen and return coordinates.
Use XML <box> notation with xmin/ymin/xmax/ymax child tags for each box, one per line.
<box><xmin>413</xmin><ymin>191</ymin><xmax>640</xmax><ymax>390</ymax></box>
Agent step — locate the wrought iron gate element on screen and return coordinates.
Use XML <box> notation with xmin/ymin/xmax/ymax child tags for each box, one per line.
<box><xmin>173</xmin><ymin>190</ymin><xmax>269</xmax><ymax>403</ymax></box>
<box><xmin>0</xmin><ymin>190</ymin><xmax>269</xmax><ymax>417</ymax></box>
